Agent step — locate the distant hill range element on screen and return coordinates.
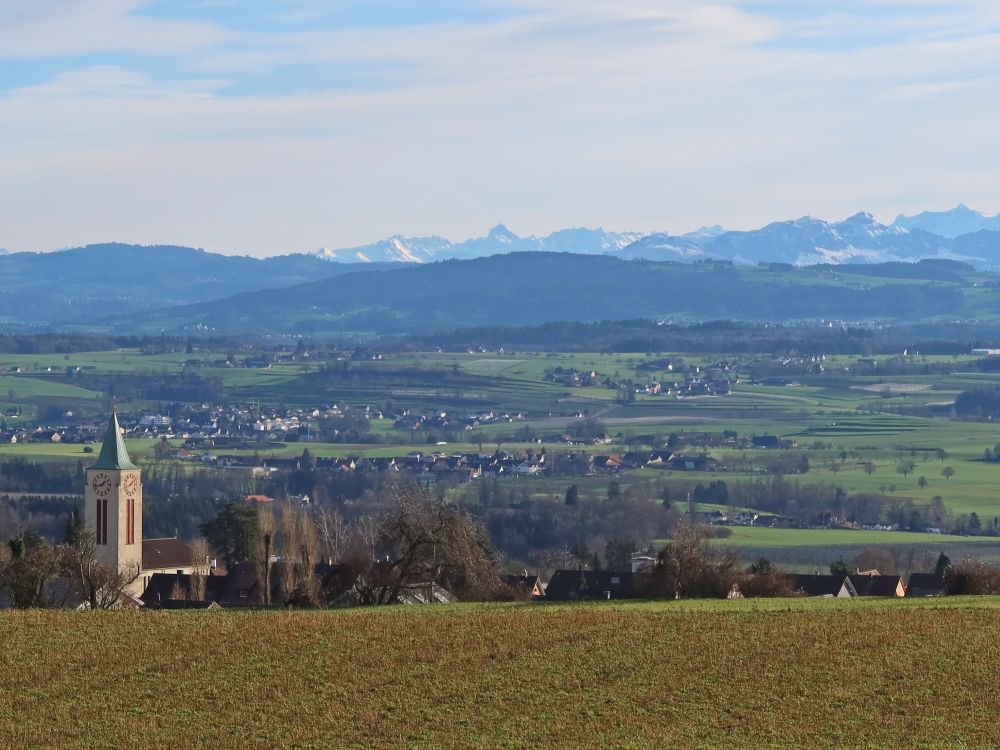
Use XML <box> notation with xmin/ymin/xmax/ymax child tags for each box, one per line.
<box><xmin>306</xmin><ymin>205</ymin><xmax>1000</xmax><ymax>268</ymax></box>
<box><xmin>0</xmin><ymin>243</ymin><xmax>387</xmax><ymax>327</ymax></box>
<box><xmin>121</xmin><ymin>255</ymin><xmax>991</xmax><ymax>337</ymax></box>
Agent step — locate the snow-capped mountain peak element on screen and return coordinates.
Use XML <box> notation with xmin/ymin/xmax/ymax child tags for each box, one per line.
<box><xmin>487</xmin><ymin>224</ymin><xmax>517</xmax><ymax>242</ymax></box>
<box><xmin>311</xmin><ymin>235</ymin><xmax>452</xmax><ymax>264</ymax></box>
<box><xmin>892</xmin><ymin>204</ymin><xmax>999</xmax><ymax>238</ymax></box>
<box><xmin>682</xmin><ymin>225</ymin><xmax>726</xmax><ymax>240</ymax></box>
<box><xmin>308</xmin><ymin>208</ymin><xmax>1000</xmax><ymax>269</ymax></box>
<box><xmin>314</xmin><ymin>226</ymin><xmax>647</xmax><ymax>263</ymax></box>
<box><xmin>844</xmin><ymin>211</ymin><xmax>875</xmax><ymax>223</ymax></box>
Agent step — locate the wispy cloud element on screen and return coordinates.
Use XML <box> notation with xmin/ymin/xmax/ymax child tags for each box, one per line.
<box><xmin>0</xmin><ymin>0</ymin><xmax>228</xmax><ymax>58</ymax></box>
<box><xmin>0</xmin><ymin>0</ymin><xmax>999</xmax><ymax>254</ymax></box>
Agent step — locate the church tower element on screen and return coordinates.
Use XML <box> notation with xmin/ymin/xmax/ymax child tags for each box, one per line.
<box><xmin>85</xmin><ymin>410</ymin><xmax>142</xmax><ymax>574</ymax></box>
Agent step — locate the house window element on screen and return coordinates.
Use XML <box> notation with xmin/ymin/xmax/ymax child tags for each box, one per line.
<box><xmin>611</xmin><ymin>576</ymin><xmax>621</xmax><ymax>585</ymax></box>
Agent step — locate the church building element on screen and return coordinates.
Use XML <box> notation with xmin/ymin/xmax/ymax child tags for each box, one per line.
<box><xmin>85</xmin><ymin>410</ymin><xmax>198</xmax><ymax>595</ymax></box>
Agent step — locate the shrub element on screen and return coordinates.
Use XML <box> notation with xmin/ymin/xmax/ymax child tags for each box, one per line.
<box><xmin>944</xmin><ymin>559</ymin><xmax>1000</xmax><ymax>595</ymax></box>
<box><xmin>736</xmin><ymin>572</ymin><xmax>799</xmax><ymax>598</ymax></box>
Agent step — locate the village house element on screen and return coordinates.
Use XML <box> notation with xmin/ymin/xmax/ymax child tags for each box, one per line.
<box><xmin>790</xmin><ymin>574</ymin><xmax>858</xmax><ymax>598</ymax></box>
<box><xmin>545</xmin><ymin>570</ymin><xmax>636</xmax><ymax>601</ymax></box>
<box><xmin>142</xmin><ymin>561</ymin><xmax>459</xmax><ymax>608</ymax></box>
<box><xmin>503</xmin><ymin>573</ymin><xmax>545</xmax><ymax>599</ymax></box>
<box><xmin>905</xmin><ymin>572</ymin><xmax>946</xmax><ymax>597</ymax></box>
<box><xmin>848</xmin><ymin>572</ymin><xmax>906</xmax><ymax>597</ymax></box>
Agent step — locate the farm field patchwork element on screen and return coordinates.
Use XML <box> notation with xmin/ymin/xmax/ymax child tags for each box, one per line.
<box><xmin>8</xmin><ymin>347</ymin><xmax>1000</xmax><ymax>559</ymax></box>
<box><xmin>2</xmin><ymin>600</ymin><xmax>1000</xmax><ymax>749</ymax></box>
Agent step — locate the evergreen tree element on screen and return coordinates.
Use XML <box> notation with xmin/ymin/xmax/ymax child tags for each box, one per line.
<box><xmin>564</xmin><ymin>484</ymin><xmax>579</xmax><ymax>507</ymax></box>
<box><xmin>605</xmin><ymin>538</ymin><xmax>638</xmax><ymax>570</ymax></box>
<box><xmin>934</xmin><ymin>551</ymin><xmax>952</xmax><ymax>577</ymax></box>
<box><xmin>200</xmin><ymin>503</ymin><xmax>260</xmax><ymax>567</ymax></box>
<box><xmin>63</xmin><ymin>511</ymin><xmax>86</xmax><ymax>546</ymax></box>
<box><xmin>8</xmin><ymin>528</ymin><xmax>43</xmax><ymax>559</ymax></box>
<box><xmin>829</xmin><ymin>558</ymin><xmax>850</xmax><ymax>576</ymax></box>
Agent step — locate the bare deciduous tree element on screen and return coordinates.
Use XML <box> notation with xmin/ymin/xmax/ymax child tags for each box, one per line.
<box><xmin>64</xmin><ymin>528</ymin><xmax>141</xmax><ymax>610</ymax></box>
<box><xmin>275</xmin><ymin>501</ymin><xmax>323</xmax><ymax>607</ymax></box>
<box><xmin>279</xmin><ymin>501</ymin><xmax>301</xmax><ymax>602</ymax></box>
<box><xmin>643</xmin><ymin>521</ymin><xmax>738</xmax><ymax>599</ymax></box>
<box><xmin>0</xmin><ymin>542</ymin><xmax>64</xmax><ymax>609</ymax></box>
<box><xmin>295</xmin><ymin>507</ymin><xmax>322</xmax><ymax>605</ymax></box>
<box><xmin>256</xmin><ymin>504</ymin><xmax>276</xmax><ymax>605</ymax></box>
<box><xmin>945</xmin><ymin>559</ymin><xmax>1000</xmax><ymax>595</ymax></box>
<box><xmin>345</xmin><ymin>479</ymin><xmax>502</xmax><ymax>606</ymax></box>
<box><xmin>314</xmin><ymin>506</ymin><xmax>349</xmax><ymax>563</ymax></box>
<box><xmin>533</xmin><ymin>546</ymin><xmax>586</xmax><ymax>581</ymax></box>
<box><xmin>354</xmin><ymin>515</ymin><xmax>380</xmax><ymax>560</ymax></box>
<box><xmin>169</xmin><ymin>579</ymin><xmax>186</xmax><ymax>601</ymax></box>
<box><xmin>188</xmin><ymin>536</ymin><xmax>211</xmax><ymax>601</ymax></box>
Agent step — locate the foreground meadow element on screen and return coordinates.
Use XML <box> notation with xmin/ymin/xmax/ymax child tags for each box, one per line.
<box><xmin>1</xmin><ymin>599</ymin><xmax>998</xmax><ymax>749</ymax></box>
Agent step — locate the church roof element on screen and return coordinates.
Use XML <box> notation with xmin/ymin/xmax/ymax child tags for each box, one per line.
<box><xmin>92</xmin><ymin>410</ymin><xmax>136</xmax><ymax>470</ymax></box>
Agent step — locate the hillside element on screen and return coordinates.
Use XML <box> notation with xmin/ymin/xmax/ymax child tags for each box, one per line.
<box><xmin>3</xmin><ymin>600</ymin><xmax>1000</xmax><ymax>749</ymax></box>
<box><xmin>5</xmin><ymin>234</ymin><xmax>1000</xmax><ymax>335</ymax></box>
<box><xmin>0</xmin><ymin>244</ymin><xmax>390</xmax><ymax>325</ymax></box>
<box><xmin>122</xmin><ymin>254</ymin><xmax>987</xmax><ymax>336</ymax></box>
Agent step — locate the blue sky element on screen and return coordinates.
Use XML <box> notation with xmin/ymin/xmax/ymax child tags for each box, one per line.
<box><xmin>2</xmin><ymin>0</ymin><xmax>1000</xmax><ymax>255</ymax></box>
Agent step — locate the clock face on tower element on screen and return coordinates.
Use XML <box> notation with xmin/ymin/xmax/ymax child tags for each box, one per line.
<box><xmin>91</xmin><ymin>472</ymin><xmax>112</xmax><ymax>497</ymax></box>
<box><xmin>123</xmin><ymin>474</ymin><xmax>139</xmax><ymax>497</ymax></box>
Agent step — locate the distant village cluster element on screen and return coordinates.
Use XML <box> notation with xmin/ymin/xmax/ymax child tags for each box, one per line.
<box><xmin>2</xmin><ymin>403</ymin><xmax>347</xmax><ymax>446</ymax></box>
<box><xmin>2</xmin><ymin>399</ymin><xmax>750</xmax><ymax>483</ymax></box>
<box><xmin>545</xmin><ymin>359</ymin><xmax>735</xmax><ymax>398</ymax></box>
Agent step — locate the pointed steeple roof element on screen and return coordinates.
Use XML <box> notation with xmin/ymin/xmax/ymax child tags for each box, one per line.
<box><xmin>92</xmin><ymin>409</ymin><xmax>136</xmax><ymax>470</ymax></box>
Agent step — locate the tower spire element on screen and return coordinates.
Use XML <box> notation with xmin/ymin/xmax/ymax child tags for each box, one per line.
<box><xmin>92</xmin><ymin>408</ymin><xmax>136</xmax><ymax>470</ymax></box>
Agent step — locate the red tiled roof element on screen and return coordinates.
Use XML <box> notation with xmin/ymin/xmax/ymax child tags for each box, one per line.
<box><xmin>142</xmin><ymin>538</ymin><xmax>193</xmax><ymax>570</ymax></box>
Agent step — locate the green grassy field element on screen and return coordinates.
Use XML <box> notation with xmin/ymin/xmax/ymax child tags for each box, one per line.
<box><xmin>3</xmin><ymin>600</ymin><xmax>1000</xmax><ymax>749</ymax></box>
<box><xmin>716</xmin><ymin>525</ymin><xmax>974</xmax><ymax>547</ymax></box>
<box><xmin>708</xmin><ymin>526</ymin><xmax>1000</xmax><ymax>571</ymax></box>
<box><xmin>8</xmin><ymin>346</ymin><xmax>1000</xmax><ymax>560</ymax></box>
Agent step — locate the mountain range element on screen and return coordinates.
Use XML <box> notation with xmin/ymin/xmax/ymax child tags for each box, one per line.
<box><xmin>3</xmin><ymin>204</ymin><xmax>1000</xmax><ymax>333</ymax></box>
<box><xmin>307</xmin><ymin>205</ymin><xmax>1000</xmax><ymax>269</ymax></box>
<box><xmin>313</xmin><ymin>224</ymin><xmax>644</xmax><ymax>263</ymax></box>
<box><xmin>892</xmin><ymin>204</ymin><xmax>1000</xmax><ymax>238</ymax></box>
